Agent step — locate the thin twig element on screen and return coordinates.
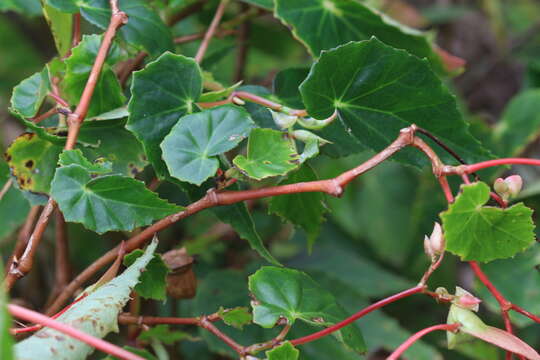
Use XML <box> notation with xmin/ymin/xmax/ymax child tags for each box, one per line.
<box><xmin>9</xmin><ymin>304</ymin><xmax>144</xmax><ymax>360</ymax></box>
<box><xmin>30</xmin><ymin>107</ymin><xmax>59</xmax><ymax>124</ymax></box>
<box><xmin>48</xmin><ymin>210</ymin><xmax>71</xmax><ymax>301</ymax></box>
<box><xmin>195</xmin><ymin>0</ymin><xmax>230</xmax><ymax>63</ymax></box>
<box><xmin>118</xmin><ymin>51</ymin><xmax>147</xmax><ymax>87</ymax></box>
<box><xmin>5</xmin><ymin>206</ymin><xmax>41</xmax><ymax>274</ymax></box>
<box><xmin>174</xmin><ymin>29</ymin><xmax>236</xmax><ymax>44</ymax></box>
<box><xmin>387</xmin><ymin>323</ymin><xmax>460</xmax><ymax>360</ymax></box>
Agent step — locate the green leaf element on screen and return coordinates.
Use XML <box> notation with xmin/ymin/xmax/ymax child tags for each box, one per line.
<box><xmin>275</xmin><ymin>0</ymin><xmax>443</xmax><ymax>70</ymax></box>
<box><xmin>440</xmin><ymin>182</ymin><xmax>535</xmax><ymax>262</ymax></box>
<box><xmin>78</xmin><ymin>119</ymin><xmax>148</xmax><ymax>177</ymax></box>
<box><xmin>268</xmin><ymin>165</ymin><xmax>326</xmax><ymax>250</ymax></box>
<box><xmin>5</xmin><ymin>133</ymin><xmax>63</xmax><ymax>194</ymax></box>
<box><xmin>475</xmin><ymin>246</ymin><xmax>540</xmax><ymax>327</ymax></box>
<box><xmin>300</xmin><ymin>38</ymin><xmax>490</xmax><ymax>164</ymax></box>
<box><xmin>0</xmin><ymin>265</ymin><xmax>14</xmax><ymax>360</ymax></box>
<box><xmin>138</xmin><ymin>325</ymin><xmax>193</xmax><ymax>345</ymax></box>
<box><xmin>0</xmin><ymin>0</ymin><xmax>42</xmax><ymax>15</ymax></box>
<box><xmin>10</xmin><ymin>67</ymin><xmax>50</xmax><ymax>118</ymax></box>
<box><xmin>219</xmin><ymin>307</ymin><xmax>252</xmax><ymax>330</ymax></box>
<box><xmin>64</xmin><ymin>34</ymin><xmax>125</xmax><ymax>118</ymax></box>
<box><xmin>233</xmin><ymin>129</ymin><xmax>300</xmax><ymax>180</ymax></box>
<box><xmin>199</xmin><ymin>81</ymin><xmax>242</xmax><ymax>102</ymax></box>
<box><xmin>46</xmin><ymin>0</ymin><xmax>78</xmax><ymax>12</ymax></box>
<box><xmin>15</xmin><ymin>240</ymin><xmax>158</xmax><ymax>360</ymax></box>
<box><xmin>161</xmin><ymin>105</ymin><xmax>254</xmax><ymax>185</ymax></box>
<box><xmin>249</xmin><ymin>266</ymin><xmax>366</xmax><ymax>353</ymax></box>
<box><xmin>0</xmin><ymin>160</ymin><xmax>30</xmax><ymax>241</ymax></box>
<box><xmin>127</xmin><ymin>52</ymin><xmax>203</xmax><ymax>178</ymax></box>
<box><xmin>51</xmin><ymin>151</ymin><xmax>182</xmax><ymax>233</ymax></box>
<box><xmin>124</xmin><ymin>250</ymin><xmax>170</xmax><ymax>300</ymax></box>
<box><xmin>493</xmin><ymin>89</ymin><xmax>540</xmax><ymax>157</ymax></box>
<box><xmin>42</xmin><ymin>2</ymin><xmax>73</xmax><ymax>57</ymax></box>
<box><xmin>273</xmin><ymin>68</ymin><xmax>309</xmax><ymax>109</ymax></box>
<box><xmin>266</xmin><ymin>342</ymin><xmax>299</xmax><ymax>360</ymax></box>
<box><xmin>58</xmin><ymin>149</ymin><xmax>112</xmax><ymax>173</ymax></box>
<box><xmin>79</xmin><ymin>0</ymin><xmax>173</xmax><ymax>57</ymax></box>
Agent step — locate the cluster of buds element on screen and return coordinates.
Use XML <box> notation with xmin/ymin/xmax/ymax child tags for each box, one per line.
<box><xmin>494</xmin><ymin>175</ymin><xmax>523</xmax><ymax>201</ymax></box>
<box><xmin>424</xmin><ymin>222</ymin><xmax>445</xmax><ymax>261</ymax></box>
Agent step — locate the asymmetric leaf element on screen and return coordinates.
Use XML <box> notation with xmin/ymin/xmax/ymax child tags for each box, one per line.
<box><xmin>219</xmin><ymin>307</ymin><xmax>252</xmax><ymax>330</ymax></box>
<box><xmin>42</xmin><ymin>3</ymin><xmax>73</xmax><ymax>57</ymax></box>
<box><xmin>300</xmin><ymin>39</ymin><xmax>490</xmax><ymax>165</ymax></box>
<box><xmin>249</xmin><ymin>266</ymin><xmax>366</xmax><ymax>353</ymax></box>
<box><xmin>15</xmin><ymin>240</ymin><xmax>158</xmax><ymax>360</ymax></box>
<box><xmin>233</xmin><ymin>129</ymin><xmax>300</xmax><ymax>180</ymax></box>
<box><xmin>440</xmin><ymin>182</ymin><xmax>535</xmax><ymax>262</ymax></box>
<box><xmin>273</xmin><ymin>68</ymin><xmax>309</xmax><ymax>109</ymax></box>
<box><xmin>275</xmin><ymin>0</ymin><xmax>443</xmax><ymax>69</ymax></box>
<box><xmin>64</xmin><ymin>34</ymin><xmax>125</xmax><ymax>118</ymax></box>
<box><xmin>10</xmin><ymin>67</ymin><xmax>50</xmax><ymax>118</ymax></box>
<box><xmin>127</xmin><ymin>52</ymin><xmax>203</xmax><ymax>178</ymax></box>
<box><xmin>161</xmin><ymin>105</ymin><xmax>254</xmax><ymax>185</ymax></box>
<box><xmin>5</xmin><ymin>133</ymin><xmax>63</xmax><ymax>194</ymax></box>
<box><xmin>51</xmin><ymin>152</ymin><xmax>182</xmax><ymax>233</ymax></box>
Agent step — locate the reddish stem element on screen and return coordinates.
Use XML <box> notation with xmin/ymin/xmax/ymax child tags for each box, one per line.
<box><xmin>290</xmin><ymin>286</ymin><xmax>424</xmax><ymax>346</ymax></box>
<box><xmin>387</xmin><ymin>323</ymin><xmax>460</xmax><ymax>360</ymax></box>
<box><xmin>510</xmin><ymin>304</ymin><xmax>540</xmax><ymax>324</ymax></box>
<box><xmin>195</xmin><ymin>0</ymin><xmax>230</xmax><ymax>63</ymax></box>
<box><xmin>455</xmin><ymin>158</ymin><xmax>540</xmax><ymax>174</ymax></box>
<box><xmin>8</xmin><ymin>304</ymin><xmax>143</xmax><ymax>360</ymax></box>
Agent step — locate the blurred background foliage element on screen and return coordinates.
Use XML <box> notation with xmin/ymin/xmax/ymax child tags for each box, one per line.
<box><xmin>2</xmin><ymin>0</ymin><xmax>540</xmax><ymax>359</ymax></box>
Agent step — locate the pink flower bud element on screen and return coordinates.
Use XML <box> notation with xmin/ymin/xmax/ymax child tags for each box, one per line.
<box><xmin>453</xmin><ymin>287</ymin><xmax>481</xmax><ymax>312</ymax></box>
<box><xmin>505</xmin><ymin>175</ymin><xmax>523</xmax><ymax>198</ymax></box>
<box><xmin>424</xmin><ymin>222</ymin><xmax>445</xmax><ymax>260</ymax></box>
<box><xmin>494</xmin><ymin>175</ymin><xmax>523</xmax><ymax>200</ymax></box>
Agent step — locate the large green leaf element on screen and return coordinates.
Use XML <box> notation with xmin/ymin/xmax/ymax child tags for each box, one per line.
<box><xmin>10</xmin><ymin>67</ymin><xmax>50</xmax><ymax>118</ymax></box>
<box><xmin>492</xmin><ymin>89</ymin><xmax>540</xmax><ymax>157</ymax></box>
<box><xmin>161</xmin><ymin>105</ymin><xmax>254</xmax><ymax>185</ymax></box>
<box><xmin>475</xmin><ymin>246</ymin><xmax>540</xmax><ymax>327</ymax></box>
<box><xmin>5</xmin><ymin>133</ymin><xmax>63</xmax><ymax>194</ymax></box>
<box><xmin>46</xmin><ymin>0</ymin><xmax>77</xmax><ymax>12</ymax></box>
<box><xmin>51</xmin><ymin>150</ymin><xmax>182</xmax><ymax>233</ymax></box>
<box><xmin>275</xmin><ymin>0</ymin><xmax>443</xmax><ymax>70</ymax></box>
<box><xmin>440</xmin><ymin>182</ymin><xmax>535</xmax><ymax>262</ymax></box>
<box><xmin>268</xmin><ymin>165</ymin><xmax>326</xmax><ymax>249</ymax></box>
<box><xmin>233</xmin><ymin>128</ymin><xmax>300</xmax><ymax>180</ymax></box>
<box><xmin>79</xmin><ymin>0</ymin><xmax>173</xmax><ymax>57</ymax></box>
<box><xmin>64</xmin><ymin>34</ymin><xmax>125</xmax><ymax>118</ymax></box>
<box><xmin>124</xmin><ymin>250</ymin><xmax>170</xmax><ymax>301</ymax></box>
<box><xmin>300</xmin><ymin>38</ymin><xmax>490</xmax><ymax>165</ymax></box>
<box><xmin>0</xmin><ymin>160</ymin><xmax>30</xmax><ymax>241</ymax></box>
<box><xmin>0</xmin><ymin>265</ymin><xmax>14</xmax><ymax>360</ymax></box>
<box><xmin>267</xmin><ymin>342</ymin><xmax>300</xmax><ymax>360</ymax></box>
<box><xmin>15</xmin><ymin>240</ymin><xmax>158</xmax><ymax>360</ymax></box>
<box><xmin>127</xmin><ymin>52</ymin><xmax>203</xmax><ymax>178</ymax></box>
<box><xmin>249</xmin><ymin>266</ymin><xmax>366</xmax><ymax>353</ymax></box>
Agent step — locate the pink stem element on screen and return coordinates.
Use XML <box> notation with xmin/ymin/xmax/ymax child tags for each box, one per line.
<box><xmin>464</xmin><ymin>158</ymin><xmax>540</xmax><ymax>173</ymax></box>
<box><xmin>511</xmin><ymin>304</ymin><xmax>540</xmax><ymax>324</ymax></box>
<box><xmin>8</xmin><ymin>304</ymin><xmax>144</xmax><ymax>360</ymax></box>
<box><xmin>387</xmin><ymin>323</ymin><xmax>460</xmax><ymax>360</ymax></box>
<box><xmin>290</xmin><ymin>286</ymin><xmax>424</xmax><ymax>346</ymax></box>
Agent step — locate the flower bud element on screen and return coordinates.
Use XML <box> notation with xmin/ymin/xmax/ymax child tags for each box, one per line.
<box><xmin>424</xmin><ymin>222</ymin><xmax>445</xmax><ymax>260</ymax></box>
<box><xmin>494</xmin><ymin>175</ymin><xmax>523</xmax><ymax>200</ymax></box>
<box><xmin>453</xmin><ymin>287</ymin><xmax>481</xmax><ymax>312</ymax></box>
